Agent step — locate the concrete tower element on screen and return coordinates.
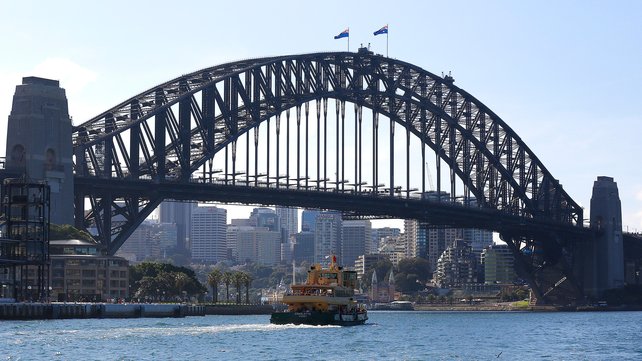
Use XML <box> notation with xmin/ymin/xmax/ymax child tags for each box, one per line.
<box><xmin>587</xmin><ymin>176</ymin><xmax>624</xmax><ymax>296</ymax></box>
<box><xmin>5</xmin><ymin>77</ymin><xmax>74</xmax><ymax>225</ymax></box>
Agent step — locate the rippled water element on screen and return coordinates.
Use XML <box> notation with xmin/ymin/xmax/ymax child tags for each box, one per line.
<box><xmin>1</xmin><ymin>311</ymin><xmax>641</xmax><ymax>360</ymax></box>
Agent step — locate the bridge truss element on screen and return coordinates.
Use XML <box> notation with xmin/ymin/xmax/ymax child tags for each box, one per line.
<box><xmin>72</xmin><ymin>49</ymin><xmax>588</xmax><ymax>304</ymax></box>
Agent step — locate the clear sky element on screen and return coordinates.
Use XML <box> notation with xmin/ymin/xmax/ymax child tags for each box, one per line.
<box><xmin>1</xmin><ymin>0</ymin><xmax>641</xmax><ymax>231</ymax></box>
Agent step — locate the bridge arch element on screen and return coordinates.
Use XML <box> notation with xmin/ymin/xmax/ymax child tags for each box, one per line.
<box><xmin>73</xmin><ymin>51</ymin><xmax>582</xmax><ymax>246</ymax></box>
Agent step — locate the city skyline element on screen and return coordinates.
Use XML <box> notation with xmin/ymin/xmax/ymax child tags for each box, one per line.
<box><xmin>1</xmin><ymin>1</ymin><xmax>640</xmax><ymax>230</ymax></box>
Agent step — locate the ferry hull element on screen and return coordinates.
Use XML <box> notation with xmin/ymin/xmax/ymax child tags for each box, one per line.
<box><xmin>270</xmin><ymin>311</ymin><xmax>367</xmax><ymax>326</ymax></box>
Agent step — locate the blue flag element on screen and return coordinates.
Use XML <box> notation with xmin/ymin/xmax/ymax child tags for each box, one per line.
<box><xmin>374</xmin><ymin>25</ymin><xmax>388</xmax><ymax>36</ymax></box>
<box><xmin>334</xmin><ymin>28</ymin><xmax>349</xmax><ymax>39</ymax></box>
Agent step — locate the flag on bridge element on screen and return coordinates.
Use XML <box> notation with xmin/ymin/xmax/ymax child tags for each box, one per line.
<box><xmin>373</xmin><ymin>25</ymin><xmax>388</xmax><ymax>36</ymax></box>
<box><xmin>334</xmin><ymin>28</ymin><xmax>349</xmax><ymax>39</ymax></box>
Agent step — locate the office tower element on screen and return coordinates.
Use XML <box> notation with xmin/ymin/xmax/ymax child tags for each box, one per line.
<box><xmin>190</xmin><ymin>206</ymin><xmax>227</xmax><ymax>263</ymax></box>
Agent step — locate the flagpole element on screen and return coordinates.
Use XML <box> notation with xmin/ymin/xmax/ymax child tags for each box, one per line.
<box><xmin>386</xmin><ymin>24</ymin><xmax>389</xmax><ymax>57</ymax></box>
<box><xmin>348</xmin><ymin>28</ymin><xmax>350</xmax><ymax>52</ymax></box>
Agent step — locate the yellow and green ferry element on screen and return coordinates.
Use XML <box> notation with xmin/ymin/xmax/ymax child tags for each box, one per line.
<box><xmin>270</xmin><ymin>256</ymin><xmax>368</xmax><ymax>326</ymax></box>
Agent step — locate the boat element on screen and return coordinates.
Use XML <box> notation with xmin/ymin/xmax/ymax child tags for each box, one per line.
<box><xmin>270</xmin><ymin>256</ymin><xmax>368</xmax><ymax>326</ymax></box>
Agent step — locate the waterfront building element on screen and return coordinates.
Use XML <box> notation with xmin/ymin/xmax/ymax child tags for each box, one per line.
<box><xmin>341</xmin><ymin>220</ymin><xmax>372</xmax><ymax>268</ymax></box>
<box><xmin>481</xmin><ymin>244</ymin><xmax>517</xmax><ymax>284</ymax></box>
<box><xmin>190</xmin><ymin>206</ymin><xmax>227</xmax><ymax>263</ymax></box>
<box><xmin>434</xmin><ymin>239</ymin><xmax>478</xmax><ymax>288</ymax></box>
<box><xmin>49</xmin><ymin>239</ymin><xmax>129</xmax><ymax>301</ymax></box>
<box><xmin>314</xmin><ymin>211</ymin><xmax>342</xmax><ymax>264</ymax></box>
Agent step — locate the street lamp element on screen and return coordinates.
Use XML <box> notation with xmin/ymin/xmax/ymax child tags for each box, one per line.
<box><xmin>27</xmin><ymin>285</ymin><xmax>32</xmax><ymax>302</ymax></box>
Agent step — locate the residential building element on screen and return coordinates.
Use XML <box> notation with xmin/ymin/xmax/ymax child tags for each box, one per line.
<box><xmin>434</xmin><ymin>239</ymin><xmax>478</xmax><ymax>288</ymax></box>
<box><xmin>481</xmin><ymin>244</ymin><xmax>517</xmax><ymax>284</ymax></box>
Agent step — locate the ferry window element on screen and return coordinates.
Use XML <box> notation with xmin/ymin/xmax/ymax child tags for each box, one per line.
<box><xmin>321</xmin><ymin>273</ymin><xmax>337</xmax><ymax>279</ymax></box>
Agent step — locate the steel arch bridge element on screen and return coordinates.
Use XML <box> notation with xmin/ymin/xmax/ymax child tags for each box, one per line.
<box><xmin>72</xmin><ymin>48</ymin><xmax>589</xmax><ymax>304</ymax></box>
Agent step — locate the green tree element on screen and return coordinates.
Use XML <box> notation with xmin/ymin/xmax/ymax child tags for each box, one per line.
<box><xmin>233</xmin><ymin>272</ymin><xmax>244</xmax><ymax>304</ymax></box>
<box><xmin>241</xmin><ymin>272</ymin><xmax>253</xmax><ymax>304</ymax></box>
<box><xmin>129</xmin><ymin>262</ymin><xmax>205</xmax><ymax>301</ymax></box>
<box><xmin>396</xmin><ymin>257</ymin><xmax>432</xmax><ymax>293</ymax></box>
<box><xmin>222</xmin><ymin>271</ymin><xmax>234</xmax><ymax>303</ymax></box>
<box><xmin>50</xmin><ymin>224</ymin><xmax>95</xmax><ymax>242</ymax></box>
<box><xmin>207</xmin><ymin>268</ymin><xmax>222</xmax><ymax>303</ymax></box>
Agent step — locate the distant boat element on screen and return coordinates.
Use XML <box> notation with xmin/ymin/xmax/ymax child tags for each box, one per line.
<box><xmin>370</xmin><ymin>301</ymin><xmax>414</xmax><ymax>311</ymax></box>
<box><xmin>270</xmin><ymin>256</ymin><xmax>368</xmax><ymax>326</ymax></box>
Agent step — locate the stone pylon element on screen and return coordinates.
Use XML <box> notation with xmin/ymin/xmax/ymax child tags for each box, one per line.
<box><xmin>5</xmin><ymin>77</ymin><xmax>74</xmax><ymax>225</ymax></box>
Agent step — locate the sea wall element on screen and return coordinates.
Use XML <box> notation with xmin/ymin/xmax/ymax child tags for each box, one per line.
<box><xmin>0</xmin><ymin>303</ymin><xmax>205</xmax><ymax>320</ymax></box>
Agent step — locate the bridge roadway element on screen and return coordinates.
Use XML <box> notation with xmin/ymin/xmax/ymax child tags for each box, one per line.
<box><xmin>75</xmin><ymin>175</ymin><xmax>590</xmax><ymax>242</ymax></box>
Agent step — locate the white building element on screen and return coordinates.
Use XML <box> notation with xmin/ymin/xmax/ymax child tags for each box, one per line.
<box><xmin>190</xmin><ymin>206</ymin><xmax>227</xmax><ymax>263</ymax></box>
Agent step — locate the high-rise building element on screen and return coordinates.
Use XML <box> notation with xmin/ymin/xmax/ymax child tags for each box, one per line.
<box><xmin>250</xmin><ymin>208</ymin><xmax>280</xmax><ymax>232</ymax></box>
<box><xmin>158</xmin><ymin>201</ymin><xmax>196</xmax><ymax>251</ymax></box>
<box><xmin>301</xmin><ymin>210</ymin><xmax>321</xmax><ymax>232</ymax></box>
<box><xmin>190</xmin><ymin>206</ymin><xmax>227</xmax><ymax>263</ymax></box>
<box><xmin>404</xmin><ymin>220</ymin><xmax>419</xmax><ymax>258</ymax></box>
<box><xmin>481</xmin><ymin>244</ymin><xmax>516</xmax><ymax>284</ymax></box>
<box><xmin>234</xmin><ymin>226</ymin><xmax>281</xmax><ymax>266</ymax></box>
<box><xmin>371</xmin><ymin>227</ymin><xmax>401</xmax><ymax>253</ymax></box>
<box><xmin>275</xmin><ymin>206</ymin><xmax>298</xmax><ymax>238</ymax></box>
<box><xmin>314</xmin><ymin>211</ymin><xmax>342</xmax><ymax>264</ymax></box>
<box><xmin>341</xmin><ymin>220</ymin><xmax>372</xmax><ymax>268</ymax></box>
<box><xmin>117</xmin><ymin>220</ymin><xmax>158</xmax><ymax>262</ymax></box>
<box><xmin>293</xmin><ymin>231</ymin><xmax>315</xmax><ymax>265</ymax></box>
<box><xmin>464</xmin><ymin>228</ymin><xmax>494</xmax><ymax>259</ymax></box>
<box><xmin>427</xmin><ymin>226</ymin><xmax>463</xmax><ymax>272</ymax></box>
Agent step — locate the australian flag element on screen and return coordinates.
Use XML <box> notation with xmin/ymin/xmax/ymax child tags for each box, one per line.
<box><xmin>334</xmin><ymin>28</ymin><xmax>349</xmax><ymax>39</ymax></box>
<box><xmin>373</xmin><ymin>25</ymin><xmax>388</xmax><ymax>36</ymax></box>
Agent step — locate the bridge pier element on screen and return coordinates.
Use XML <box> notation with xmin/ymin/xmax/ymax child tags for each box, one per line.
<box><xmin>578</xmin><ymin>176</ymin><xmax>624</xmax><ymax>298</ymax></box>
<box><xmin>4</xmin><ymin>77</ymin><xmax>74</xmax><ymax>225</ymax></box>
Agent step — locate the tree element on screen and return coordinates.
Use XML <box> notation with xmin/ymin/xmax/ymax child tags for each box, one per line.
<box><xmin>241</xmin><ymin>272</ymin><xmax>253</xmax><ymax>304</ymax></box>
<box><xmin>222</xmin><ymin>271</ymin><xmax>234</xmax><ymax>303</ymax></box>
<box><xmin>233</xmin><ymin>272</ymin><xmax>244</xmax><ymax>304</ymax></box>
<box><xmin>129</xmin><ymin>262</ymin><xmax>206</xmax><ymax>301</ymax></box>
<box><xmin>396</xmin><ymin>257</ymin><xmax>432</xmax><ymax>294</ymax></box>
<box><xmin>50</xmin><ymin>224</ymin><xmax>95</xmax><ymax>242</ymax></box>
<box><xmin>207</xmin><ymin>268</ymin><xmax>222</xmax><ymax>303</ymax></box>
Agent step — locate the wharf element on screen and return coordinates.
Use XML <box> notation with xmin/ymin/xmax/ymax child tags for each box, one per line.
<box><xmin>0</xmin><ymin>302</ymin><xmax>205</xmax><ymax>320</ymax></box>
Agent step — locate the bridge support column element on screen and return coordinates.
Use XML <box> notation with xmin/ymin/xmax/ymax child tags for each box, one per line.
<box><xmin>580</xmin><ymin>176</ymin><xmax>624</xmax><ymax>298</ymax></box>
<box><xmin>4</xmin><ymin>77</ymin><xmax>74</xmax><ymax>225</ymax></box>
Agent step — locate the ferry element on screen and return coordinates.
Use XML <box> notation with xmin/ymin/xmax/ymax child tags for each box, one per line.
<box><xmin>270</xmin><ymin>256</ymin><xmax>368</xmax><ymax>326</ymax></box>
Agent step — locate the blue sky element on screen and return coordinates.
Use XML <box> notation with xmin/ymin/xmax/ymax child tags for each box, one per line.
<box><xmin>1</xmin><ymin>0</ymin><xmax>641</xmax><ymax>231</ymax></box>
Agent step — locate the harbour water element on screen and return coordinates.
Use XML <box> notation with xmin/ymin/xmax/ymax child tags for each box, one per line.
<box><xmin>2</xmin><ymin>310</ymin><xmax>641</xmax><ymax>360</ymax></box>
